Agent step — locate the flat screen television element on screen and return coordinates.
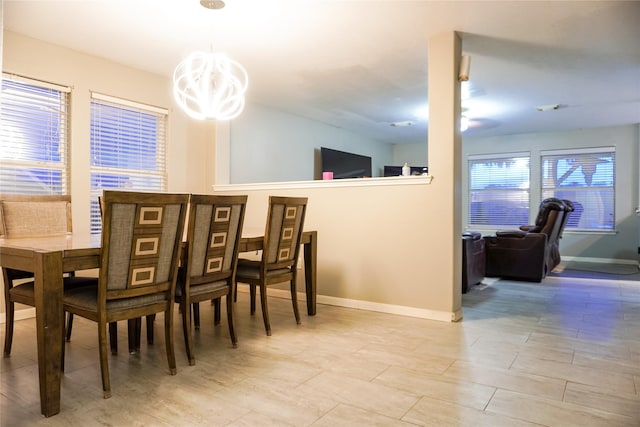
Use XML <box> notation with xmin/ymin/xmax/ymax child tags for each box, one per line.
<box><xmin>320</xmin><ymin>147</ymin><xmax>372</xmax><ymax>179</ymax></box>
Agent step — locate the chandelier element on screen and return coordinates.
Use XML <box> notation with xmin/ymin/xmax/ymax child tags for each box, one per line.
<box><xmin>173</xmin><ymin>52</ymin><xmax>248</xmax><ymax>121</ymax></box>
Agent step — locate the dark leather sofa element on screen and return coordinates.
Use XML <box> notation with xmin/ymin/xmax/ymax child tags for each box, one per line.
<box><xmin>484</xmin><ymin>198</ymin><xmax>571</xmax><ymax>282</ymax></box>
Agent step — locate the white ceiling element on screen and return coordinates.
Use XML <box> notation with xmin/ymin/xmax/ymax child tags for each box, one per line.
<box><xmin>3</xmin><ymin>0</ymin><xmax>640</xmax><ymax>144</ymax></box>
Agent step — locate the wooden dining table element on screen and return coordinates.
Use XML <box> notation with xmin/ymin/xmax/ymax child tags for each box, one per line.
<box><xmin>0</xmin><ymin>230</ymin><xmax>317</xmax><ymax>417</ymax></box>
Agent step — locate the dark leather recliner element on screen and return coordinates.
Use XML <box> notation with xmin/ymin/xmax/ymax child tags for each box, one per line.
<box><xmin>462</xmin><ymin>231</ymin><xmax>485</xmax><ymax>293</ymax></box>
<box><xmin>484</xmin><ymin>199</ymin><xmax>569</xmax><ymax>282</ymax></box>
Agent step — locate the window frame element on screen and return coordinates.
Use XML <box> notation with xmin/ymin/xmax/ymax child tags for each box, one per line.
<box><xmin>89</xmin><ymin>92</ymin><xmax>168</xmax><ymax>233</ymax></box>
<box><xmin>467</xmin><ymin>152</ymin><xmax>531</xmax><ymax>230</ymax></box>
<box><xmin>0</xmin><ymin>73</ymin><xmax>71</xmax><ymax>195</ymax></box>
<box><xmin>540</xmin><ymin>146</ymin><xmax>616</xmax><ymax>233</ymax></box>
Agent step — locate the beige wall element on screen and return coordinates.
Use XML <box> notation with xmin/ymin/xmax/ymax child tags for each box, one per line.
<box><xmin>212</xmin><ymin>32</ymin><xmax>464</xmax><ymax>322</ymax></box>
<box><xmin>214</xmin><ymin>178</ymin><xmax>461</xmax><ymax>321</ymax></box>
<box><xmin>2</xmin><ymin>30</ymin><xmax>464</xmax><ymax>323</ymax></box>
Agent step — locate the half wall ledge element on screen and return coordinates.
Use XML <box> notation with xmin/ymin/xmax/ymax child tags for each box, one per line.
<box><xmin>213</xmin><ymin>175</ymin><xmax>433</xmax><ymax>192</ymax></box>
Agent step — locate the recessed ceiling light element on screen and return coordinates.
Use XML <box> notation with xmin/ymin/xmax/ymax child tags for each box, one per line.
<box><xmin>390</xmin><ymin>121</ymin><xmax>414</xmax><ymax>127</ymax></box>
<box><xmin>536</xmin><ymin>104</ymin><xmax>560</xmax><ymax>112</ymax></box>
<box><xmin>461</xmin><ymin>116</ymin><xmax>469</xmax><ymax>132</ymax></box>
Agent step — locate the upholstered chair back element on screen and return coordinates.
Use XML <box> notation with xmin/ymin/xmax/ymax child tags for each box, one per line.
<box><xmin>184</xmin><ymin>194</ymin><xmax>247</xmax><ymax>285</ymax></box>
<box><xmin>527</xmin><ymin>197</ymin><xmax>564</xmax><ymax>234</ymax></box>
<box><xmin>536</xmin><ymin>200</ymin><xmax>565</xmax><ymax>240</ymax></box>
<box><xmin>263</xmin><ymin>196</ymin><xmax>308</xmax><ymax>269</ymax></box>
<box><xmin>99</xmin><ymin>191</ymin><xmax>188</xmax><ymax>305</ymax></box>
<box><xmin>0</xmin><ymin>194</ymin><xmax>72</xmax><ymax>237</ymax></box>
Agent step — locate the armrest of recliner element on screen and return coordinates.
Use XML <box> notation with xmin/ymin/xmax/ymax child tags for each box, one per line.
<box><xmin>495</xmin><ymin>230</ymin><xmax>527</xmax><ymax>238</ymax></box>
<box><xmin>462</xmin><ymin>231</ymin><xmax>482</xmax><ymax>241</ymax></box>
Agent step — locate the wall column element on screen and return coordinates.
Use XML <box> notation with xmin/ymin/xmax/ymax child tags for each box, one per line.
<box><xmin>427</xmin><ymin>31</ymin><xmax>463</xmax><ymax>319</ymax></box>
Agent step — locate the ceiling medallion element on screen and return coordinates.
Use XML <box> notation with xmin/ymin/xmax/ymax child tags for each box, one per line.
<box><xmin>200</xmin><ymin>0</ymin><xmax>225</xmax><ymax>10</ymax></box>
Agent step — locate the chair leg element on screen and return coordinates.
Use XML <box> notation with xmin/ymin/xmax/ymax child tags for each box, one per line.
<box><xmin>193</xmin><ymin>303</ymin><xmax>200</xmax><ymax>330</ymax></box>
<box><xmin>290</xmin><ymin>278</ymin><xmax>301</xmax><ymax>325</ymax></box>
<box><xmin>65</xmin><ymin>313</ymin><xmax>74</xmax><ymax>342</ymax></box>
<box><xmin>128</xmin><ymin>318</ymin><xmax>141</xmax><ymax>354</ymax></box>
<box><xmin>259</xmin><ymin>284</ymin><xmax>271</xmax><ymax>336</ymax></box>
<box><xmin>61</xmin><ymin>318</ymin><xmax>66</xmax><ymax>372</ymax></box>
<box><xmin>226</xmin><ymin>293</ymin><xmax>237</xmax><ymax>347</ymax></box>
<box><xmin>182</xmin><ymin>300</ymin><xmax>195</xmax><ymax>366</ymax></box>
<box><xmin>146</xmin><ymin>314</ymin><xmax>155</xmax><ymax>344</ymax></box>
<box><xmin>213</xmin><ymin>298</ymin><xmax>221</xmax><ymax>325</ymax></box>
<box><xmin>249</xmin><ymin>284</ymin><xmax>256</xmax><ymax>314</ymax></box>
<box><xmin>98</xmin><ymin>323</ymin><xmax>112</xmax><ymax>399</ymax></box>
<box><xmin>164</xmin><ymin>308</ymin><xmax>177</xmax><ymax>376</ymax></box>
<box><xmin>3</xmin><ymin>301</ymin><xmax>14</xmax><ymax>357</ymax></box>
<box><xmin>109</xmin><ymin>322</ymin><xmax>118</xmax><ymax>355</ymax></box>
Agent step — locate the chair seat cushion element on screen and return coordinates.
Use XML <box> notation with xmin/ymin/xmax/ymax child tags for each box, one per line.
<box><xmin>9</xmin><ymin>276</ymin><xmax>98</xmax><ymax>300</ymax></box>
<box><xmin>64</xmin><ymin>284</ymin><xmax>167</xmax><ymax>311</ymax></box>
<box><xmin>175</xmin><ymin>280</ymin><xmax>228</xmax><ymax>297</ymax></box>
<box><xmin>236</xmin><ymin>259</ymin><xmax>291</xmax><ymax>280</ymax></box>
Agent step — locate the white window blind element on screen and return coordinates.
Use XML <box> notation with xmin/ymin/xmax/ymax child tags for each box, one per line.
<box><xmin>0</xmin><ymin>74</ymin><xmax>70</xmax><ymax>194</ymax></box>
<box><xmin>89</xmin><ymin>93</ymin><xmax>168</xmax><ymax>233</ymax></box>
<box><xmin>541</xmin><ymin>147</ymin><xmax>615</xmax><ymax>231</ymax></box>
<box><xmin>468</xmin><ymin>153</ymin><xmax>530</xmax><ymax>228</ymax></box>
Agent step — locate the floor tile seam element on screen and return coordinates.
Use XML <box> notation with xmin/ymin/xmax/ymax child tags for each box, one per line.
<box><xmin>560</xmin><ymin>391</ymin><xmax>640</xmax><ymax>424</ymax></box>
<box><xmin>491</xmin><ymin>387</ymin><xmax>639</xmax><ymax>425</ymax></box>
<box><xmin>446</xmin><ymin>358</ymin><xmax>570</xmax><ymax>384</ymax></box>
<box><xmin>397</xmin><ymin>396</ymin><xmax>433</xmax><ymax>426</ymax></box>
<box><xmin>564</xmin><ymin>380</ymin><xmax>640</xmax><ymax>403</ymax></box>
<box><xmin>512</xmin><ymin>351</ymin><xmax>635</xmax><ymax>378</ymax></box>
<box><xmin>571</xmin><ymin>354</ymin><xmax>640</xmax><ymax>375</ymax></box>
<box><xmin>337</xmin><ymin>384</ymin><xmax>423</xmax><ymax>422</ymax></box>
<box><xmin>306</xmin><ymin>401</ymin><xmax>342</xmax><ymax>426</ymax></box>
<box><xmin>482</xmin><ymin>388</ymin><xmax>551</xmax><ymax>427</ymax></box>
<box><xmin>528</xmin><ymin>332</ymin><xmax>632</xmax><ymax>350</ymax></box>
<box><xmin>567</xmin><ymin>358</ymin><xmax>640</xmax><ymax>380</ymax></box>
<box><xmin>509</xmin><ymin>363</ymin><xmax>637</xmax><ymax>396</ymax></box>
<box><xmin>440</xmin><ymin>371</ymin><xmax>568</xmax><ymax>403</ymax></box>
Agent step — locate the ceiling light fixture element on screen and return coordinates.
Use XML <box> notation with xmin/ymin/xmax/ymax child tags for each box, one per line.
<box><xmin>460</xmin><ymin>115</ymin><xmax>469</xmax><ymax>132</ymax></box>
<box><xmin>390</xmin><ymin>120</ymin><xmax>414</xmax><ymax>127</ymax></box>
<box><xmin>458</xmin><ymin>55</ymin><xmax>471</xmax><ymax>82</ymax></box>
<box><xmin>200</xmin><ymin>0</ymin><xmax>225</xmax><ymax>10</ymax></box>
<box><xmin>173</xmin><ymin>52</ymin><xmax>248</xmax><ymax>121</ymax></box>
<box><xmin>536</xmin><ymin>104</ymin><xmax>560</xmax><ymax>112</ymax></box>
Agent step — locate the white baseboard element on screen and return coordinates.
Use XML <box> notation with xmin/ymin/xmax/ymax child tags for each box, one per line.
<box><xmin>562</xmin><ymin>256</ymin><xmax>638</xmax><ymax>265</ymax></box>
<box><xmin>237</xmin><ymin>284</ymin><xmax>459</xmax><ymax>323</ymax></box>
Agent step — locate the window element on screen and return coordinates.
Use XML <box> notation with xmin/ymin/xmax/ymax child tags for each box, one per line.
<box><xmin>90</xmin><ymin>93</ymin><xmax>168</xmax><ymax>233</ymax></box>
<box><xmin>468</xmin><ymin>153</ymin><xmax>530</xmax><ymax>228</ymax></box>
<box><xmin>541</xmin><ymin>147</ymin><xmax>615</xmax><ymax>231</ymax></box>
<box><xmin>0</xmin><ymin>74</ymin><xmax>70</xmax><ymax>194</ymax></box>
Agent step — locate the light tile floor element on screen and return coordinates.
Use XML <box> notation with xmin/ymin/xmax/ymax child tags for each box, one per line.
<box><xmin>1</xmin><ymin>275</ymin><xmax>639</xmax><ymax>426</ymax></box>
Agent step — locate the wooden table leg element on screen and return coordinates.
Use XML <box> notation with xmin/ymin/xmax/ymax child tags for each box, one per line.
<box><xmin>303</xmin><ymin>231</ymin><xmax>317</xmax><ymax>316</ymax></box>
<box><xmin>33</xmin><ymin>251</ymin><xmax>64</xmax><ymax>417</ymax></box>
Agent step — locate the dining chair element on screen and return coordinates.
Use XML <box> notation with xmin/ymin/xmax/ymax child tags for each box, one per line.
<box><xmin>0</xmin><ymin>194</ymin><xmax>89</xmax><ymax>356</ymax></box>
<box><xmin>95</xmin><ymin>195</ymin><xmax>154</xmax><ymax>356</ymax></box>
<box><xmin>62</xmin><ymin>190</ymin><xmax>188</xmax><ymax>398</ymax></box>
<box><xmin>173</xmin><ymin>194</ymin><xmax>247</xmax><ymax>365</ymax></box>
<box><xmin>236</xmin><ymin>196</ymin><xmax>308</xmax><ymax>336</ymax></box>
